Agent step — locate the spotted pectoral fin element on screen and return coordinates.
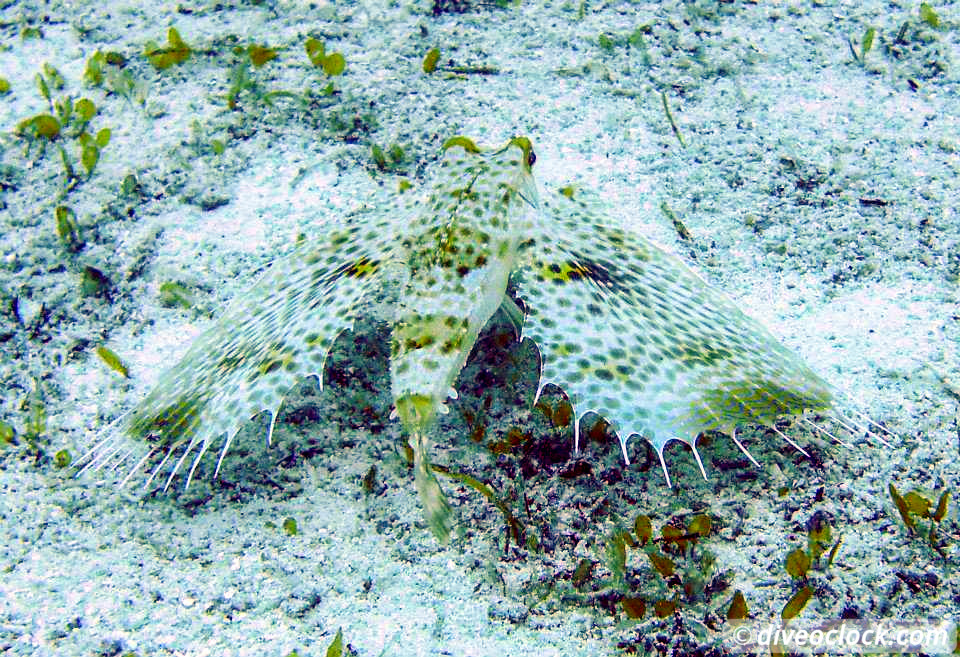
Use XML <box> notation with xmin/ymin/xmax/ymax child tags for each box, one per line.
<box><xmin>516</xmin><ymin>188</ymin><xmax>833</xmax><ymax>475</ymax></box>
<box><xmin>80</xmin><ymin>214</ymin><xmax>399</xmax><ymax>489</ymax></box>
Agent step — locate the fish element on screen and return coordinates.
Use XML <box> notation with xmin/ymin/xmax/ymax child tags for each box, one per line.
<box><xmin>79</xmin><ymin>136</ymin><xmax>888</xmax><ymax>542</ymax></box>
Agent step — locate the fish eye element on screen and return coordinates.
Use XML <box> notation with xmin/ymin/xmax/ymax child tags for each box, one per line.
<box><xmin>527</xmin><ymin>150</ymin><xmax>537</xmax><ymax>167</ymax></box>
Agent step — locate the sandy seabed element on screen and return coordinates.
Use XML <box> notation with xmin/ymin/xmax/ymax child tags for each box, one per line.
<box><xmin>0</xmin><ymin>1</ymin><xmax>958</xmax><ymax>655</ymax></box>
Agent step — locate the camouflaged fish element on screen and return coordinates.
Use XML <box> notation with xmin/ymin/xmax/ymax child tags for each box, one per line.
<box><xmin>80</xmin><ymin>136</ymin><xmax>887</xmax><ymax>542</ymax></box>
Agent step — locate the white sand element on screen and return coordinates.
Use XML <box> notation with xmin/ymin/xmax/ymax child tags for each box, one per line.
<box><xmin>0</xmin><ymin>1</ymin><xmax>957</xmax><ymax>655</ymax></box>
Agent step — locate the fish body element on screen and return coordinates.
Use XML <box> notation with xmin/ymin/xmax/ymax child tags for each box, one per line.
<box><xmin>82</xmin><ymin>136</ymin><xmax>836</xmax><ymax>541</ymax></box>
<box><xmin>390</xmin><ymin>137</ymin><xmax>538</xmax><ymax>537</ymax></box>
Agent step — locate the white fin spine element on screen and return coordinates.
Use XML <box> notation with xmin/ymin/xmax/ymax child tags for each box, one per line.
<box><xmin>656</xmin><ymin>446</ymin><xmax>673</xmax><ymax>488</ymax></box>
<box><xmin>803</xmin><ymin>417</ymin><xmax>852</xmax><ymax>448</ymax></box>
<box><xmin>690</xmin><ymin>442</ymin><xmax>708</xmax><ymax>480</ymax></box>
<box><xmin>770</xmin><ymin>424</ymin><xmax>811</xmax><ymax>458</ymax></box>
<box><xmin>728</xmin><ymin>426</ymin><xmax>761</xmax><ymax>468</ymax></box>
